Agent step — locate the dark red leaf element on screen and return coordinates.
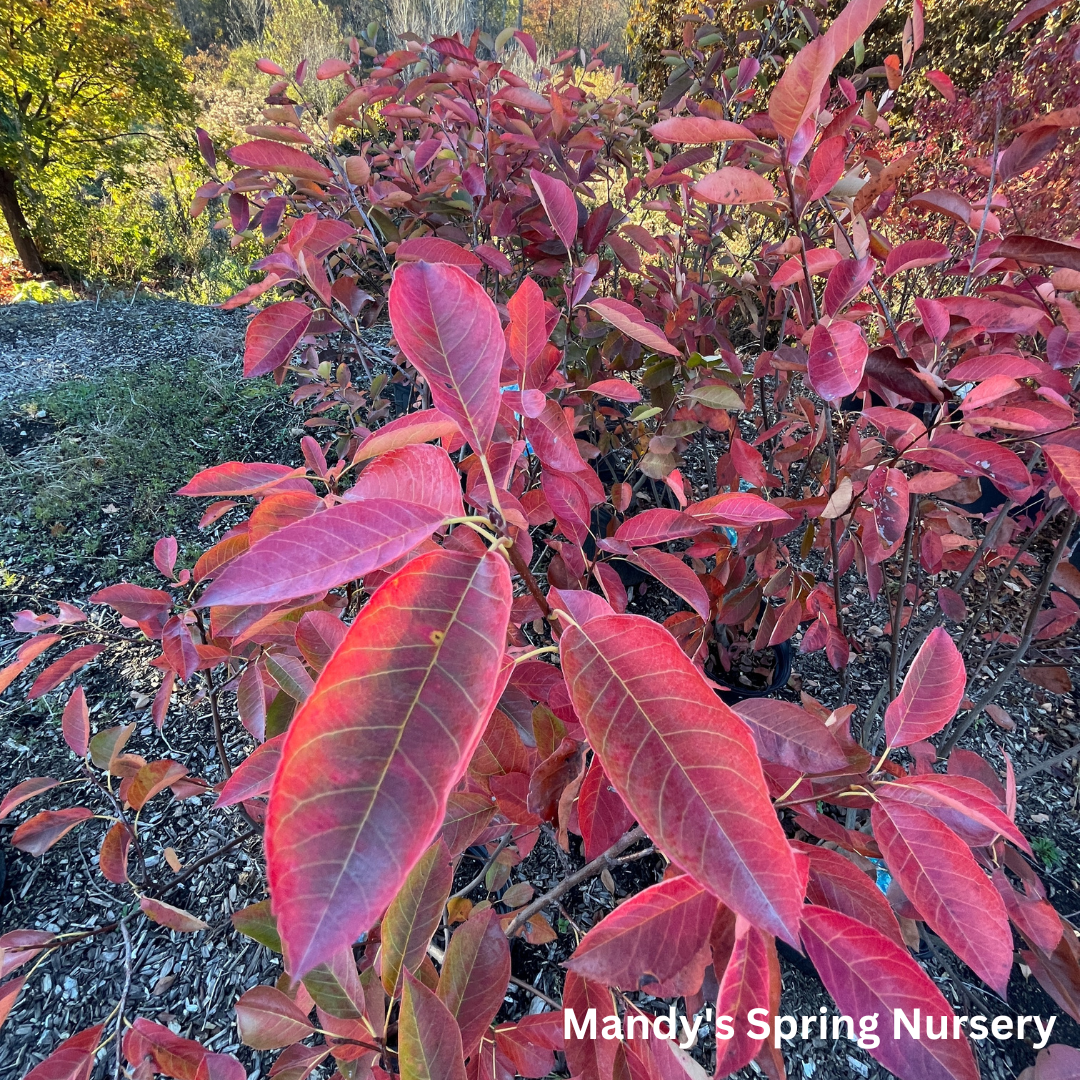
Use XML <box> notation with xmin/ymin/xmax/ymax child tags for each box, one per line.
<box><xmin>884</xmin><ymin>627</ymin><xmax>965</xmax><ymax>746</ymax></box>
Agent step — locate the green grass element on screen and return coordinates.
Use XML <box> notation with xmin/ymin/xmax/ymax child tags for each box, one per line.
<box><xmin>0</xmin><ymin>356</ymin><xmax>302</xmax><ymax>588</ymax></box>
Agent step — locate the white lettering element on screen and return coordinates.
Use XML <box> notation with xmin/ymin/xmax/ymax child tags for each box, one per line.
<box><xmin>991</xmin><ymin>1016</ymin><xmax>1013</xmax><ymax>1040</ymax></box>
<box><xmin>773</xmin><ymin>1015</ymin><xmax>797</xmax><ymax>1048</ymax></box>
<box><xmin>969</xmin><ymin>1016</ymin><xmax>988</xmax><ymax>1040</ymax></box>
<box><xmin>565</xmin><ymin>1008</ymin><xmax>596</xmax><ymax>1041</ymax></box>
<box><xmin>747</xmin><ymin>1008</ymin><xmax>770</xmax><ymax>1041</ymax></box>
<box><xmin>653</xmin><ymin>1007</ymin><xmax>677</xmax><ymax>1040</ymax></box>
<box><xmin>678</xmin><ymin>1014</ymin><xmax>702</xmax><ymax>1050</ymax></box>
<box><xmin>715</xmin><ymin>1015</ymin><xmax>735</xmax><ymax>1041</ymax></box>
<box><xmin>895</xmin><ymin>1008</ymin><xmax>920</xmax><ymax>1039</ymax></box>
<box><xmin>1032</xmin><ymin>1016</ymin><xmax>1057</xmax><ymax>1050</ymax></box>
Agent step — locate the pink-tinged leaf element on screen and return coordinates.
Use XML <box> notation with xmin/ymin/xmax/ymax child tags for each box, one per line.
<box><xmin>382</xmin><ymin>840</ymin><xmax>454</xmax><ymax>995</ymax></box>
<box><xmin>807</xmin><ymin>321</ymin><xmax>867</xmax><ymax>403</ymax></box>
<box><xmin>872</xmin><ymin>800</ymin><xmax>1012</xmax><ymax>994</ymax></box>
<box><xmin>396</xmin><ymin>237</ymin><xmax>483</xmax><ymax>276</ymax></box>
<box><xmin>1043</xmin><ymin>444</ymin><xmax>1080</xmax><ymax>515</ymax></box>
<box><xmin>266</xmin><ymin>549</ymin><xmax>512</xmax><ymax>977</ymax></box>
<box><xmin>388</xmin><ymin>262</ymin><xmax>503</xmax><ymax>453</ymax></box>
<box><xmin>771</xmin><ymin>247</ymin><xmax>842</xmax><ymax>288</ymax></box>
<box><xmin>0</xmin><ymin>974</ymin><xmax>24</xmax><ymax>1031</ymax></box>
<box><xmin>62</xmin><ymin>687</ymin><xmax>90</xmax><ymax>757</ymax></box>
<box><xmin>800</xmin><ymin>906</ymin><xmax>979</xmax><ymax>1080</ymax></box>
<box><xmin>529</xmin><ymin>169</ymin><xmax>578</xmax><ymax>253</ymax></box>
<box><xmin>0</xmin><ymin>634</ymin><xmax>62</xmax><ymax>694</ymax></box>
<box><xmin>794</xmin><ymin>841</ymin><xmax>904</xmax><ymax>947</ymax></box>
<box><xmin>127</xmin><ymin>760</ymin><xmax>188</xmax><ymax>810</ymax></box>
<box><xmin>162</xmin><ymin>617</ymin><xmax>200</xmax><ymax>681</ymax></box>
<box><xmin>353</xmin><ymin>409</ymin><xmax>461</xmax><ymax>463</ymax></box>
<box><xmin>613</xmin><ymin>508</ymin><xmax>709</xmax><ymax>546</ymax></box>
<box><xmin>399</xmin><ymin>970</ymin><xmax>468</xmax><ymax>1080</ymax></box>
<box><xmin>732</xmin><ymin>700</ymin><xmax>850</xmax><ymax>774</ymax></box>
<box><xmin>244</xmin><ymin>301</ymin><xmax>313</xmax><ymax>378</ymax></box>
<box><xmin>524</xmin><ymin>400</ymin><xmax>587</xmax><ymax>473</ymax></box>
<box><xmin>1006</xmin><ymin>0</ymin><xmax>1059</xmax><ymax>32</ymax></box>
<box><xmin>198</xmin><ymin>501</ymin><xmax>447</xmax><ymax>607</ymax></box>
<box><xmin>216</xmin><ymin>734</ymin><xmax>286</xmax><ymax>807</ymax></box>
<box><xmin>177</xmin><ymin>462</ymin><xmax>313</xmax><ymax>497</ymax></box>
<box><xmin>916</xmin><ymin>297</ymin><xmax>952</xmax><ymax>345</ymax></box>
<box><xmin>257</xmin><ymin>59</ymin><xmax>286</xmax><ymax>75</ymax></box>
<box><xmin>924</xmin><ymin>69</ymin><xmax>957</xmax><ymax>102</ymax></box>
<box><xmin>907</xmin><ymin>188</ymin><xmax>971</xmax><ymax>227</ymax></box>
<box><xmin>884</xmin><ymin>240</ymin><xmax>951</xmax><ymax>278</ymax></box>
<box><xmin>628</xmin><ymin>547</ymin><xmax>711</xmax><ymax>621</ymax></box>
<box><xmin>475</xmin><ymin>244</ymin><xmax>513</xmax><ymax>275</ymax></box>
<box><xmin>807</xmin><ymin>136</ymin><xmax>848</xmax><ymax>200</ymax></box>
<box><xmin>1030</xmin><ymin>1045</ymin><xmax>1080</xmax><ymax>1080</ymax></box>
<box><xmin>867</xmin><ymin>466</ymin><xmax>909</xmax><ymax>545</ymax></box>
<box><xmin>648</xmin><ymin>117</ymin><xmax>756</xmax><ymax>143</ymax></box>
<box><xmin>1</xmin><ymin>930</ymin><xmax>55</xmax><ymax>979</ymax></box>
<box><xmin>939</xmin><ymin>294</ymin><xmax>1046</xmax><ymax>335</ymax></box>
<box><xmin>228</xmin><ymin>140</ymin><xmax>332</xmax><ymax>182</ymax></box>
<box><xmin>195</xmin><ymin>1053</ymin><xmax>246</xmax><ymax>1080</ymax></box>
<box><xmin>12</xmin><ymin>807</ymin><xmax>94</xmax><ymax>855</ymax></box>
<box><xmin>499</xmin><ymin>85</ymin><xmax>552</xmax><ymax>112</ymax></box>
<box><xmin>296</xmin><ymin>611</ymin><xmax>346</xmax><ymax>672</ymax></box>
<box><xmin>125</xmin><ymin>1018</ymin><xmax>208</xmax><ymax>1080</ymax></box>
<box><xmin>907</xmin><ymin>429</ymin><xmax>1032</xmax><ymax>498</ymax></box>
<box><xmin>99</xmin><ymin>821</ymin><xmax>132</xmax><ymax>884</ymax></box>
<box><xmin>236</xmin><ymin>985</ymin><xmax>315</xmax><ymax>1049</ymax></box>
<box><xmin>439</xmin><ymin>792</ymin><xmax>496</xmax><ymax>856</ymax></box>
<box><xmin>154</xmin><ymin>536</ymin><xmax>179</xmax><ymax>579</ymax></box>
<box><xmin>507</xmin><ymin>277</ymin><xmax>549</xmax><ymax>372</ymax></box>
<box><xmin>585</xmin><ymin>378</ymin><xmax>641</xmax><ymax>403</ymax></box>
<box><xmin>713</xmin><ymin>918</ymin><xmax>772</xmax><ymax>1077</ymax></box>
<box><xmin>578</xmin><ymin>757</ymin><xmax>634</xmax><ymax>861</ymax></box>
<box><xmin>265</xmin><ymin>654</ymin><xmax>315</xmax><ymax>703</ymax></box>
<box><xmin>586</xmin><ymin>297</ymin><xmax>679</xmax><ymax>356</ymax></box>
<box><xmin>437</xmin><ymin>909</ymin><xmax>511</xmax><ymax>1054</ymax></box>
<box><xmin>996</xmin><ymin>236</ymin><xmax>1080</xmax><ymax>273</ymax></box>
<box><xmin>823</xmin><ymin>257</ymin><xmax>875</xmax><ymax>317</ymax></box>
<box><xmin>565</xmin><ymin>876</ymin><xmax>716</xmax><ymax>992</ymax></box>
<box><xmin>563</xmin><ymin>973</ymin><xmax>620</xmax><ymax>1080</ymax></box>
<box><xmin>24</xmin><ymin>1024</ymin><xmax>104</xmax><ymax>1080</ymax></box>
<box><xmin>0</xmin><ymin>776</ymin><xmax>59</xmax><ymax>820</ymax></box>
<box><xmin>688</xmin><ymin>491</ymin><xmax>794</xmax><ymax>528</ymax></box>
<box><xmin>140</xmin><ymin>897</ymin><xmax>209</xmax><ymax>932</ymax></box>
<box><xmin>153</xmin><ymin>671</ymin><xmax>175</xmax><ymax>731</ymax></box>
<box><xmin>884</xmin><ymin>627</ymin><xmax>965</xmax><ymax>747</ymax></box>
<box><xmin>26</xmin><ymin>645</ymin><xmax>106</xmax><ymax>700</ymax></box>
<box><xmin>560</xmin><ymin>613</ymin><xmax>803</xmax><ymax>946</ymax></box>
<box><xmin>690</xmin><ymin>167</ymin><xmax>776</xmax><ymax>205</ymax></box>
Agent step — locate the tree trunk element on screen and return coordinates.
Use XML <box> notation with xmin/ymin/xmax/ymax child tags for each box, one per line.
<box><xmin>0</xmin><ymin>167</ymin><xmax>44</xmax><ymax>276</ymax></box>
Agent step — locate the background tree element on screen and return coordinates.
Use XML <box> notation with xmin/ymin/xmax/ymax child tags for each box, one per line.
<box><xmin>0</xmin><ymin>0</ymin><xmax>193</xmax><ymax>274</ymax></box>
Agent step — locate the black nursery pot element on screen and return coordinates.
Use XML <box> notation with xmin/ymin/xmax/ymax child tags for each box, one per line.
<box><xmin>706</xmin><ymin>639</ymin><xmax>794</xmax><ymax>704</ymax></box>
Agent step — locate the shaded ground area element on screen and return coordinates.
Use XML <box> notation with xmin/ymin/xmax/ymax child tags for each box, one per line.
<box><xmin>1</xmin><ymin>298</ymin><xmax>1079</xmax><ymax>1079</ymax></box>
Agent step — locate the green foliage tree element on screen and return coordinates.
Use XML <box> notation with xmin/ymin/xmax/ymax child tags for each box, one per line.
<box><xmin>0</xmin><ymin>0</ymin><xmax>194</xmax><ymax>274</ymax></box>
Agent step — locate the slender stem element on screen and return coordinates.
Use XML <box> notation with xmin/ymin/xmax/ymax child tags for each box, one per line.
<box><xmin>113</xmin><ymin>918</ymin><xmax>133</xmax><ymax>1080</ymax></box>
<box><xmin>888</xmin><ymin>495</ymin><xmax>919</xmax><ymax>700</ymax></box>
<box><xmin>503</xmin><ymin>826</ymin><xmax>646</xmax><ymax>938</ymax></box>
<box><xmin>964</xmin><ymin>103</ymin><xmax>1002</xmax><ymax>297</ymax></box>
<box><xmin>160</xmin><ymin>826</ymin><xmax>261</xmax><ymax>901</ymax></box>
<box><xmin>506</xmin><ymin>541</ymin><xmax>552</xmax><ymax>618</ymax></box>
<box><xmin>450</xmin><ymin>828</ymin><xmax>516</xmax><ymax>900</ymax></box>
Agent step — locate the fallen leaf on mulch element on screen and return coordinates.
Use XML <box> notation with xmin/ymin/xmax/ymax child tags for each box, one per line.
<box><xmin>985</xmin><ymin>703</ymin><xmax>1016</xmax><ymax>731</ymax></box>
<box><xmin>1022</xmin><ymin>665</ymin><xmax>1073</xmax><ymax>693</ymax></box>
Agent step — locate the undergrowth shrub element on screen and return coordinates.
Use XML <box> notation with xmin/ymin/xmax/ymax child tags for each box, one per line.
<box><xmin>4</xmin><ymin>3</ymin><xmax>1080</xmax><ymax>1079</ymax></box>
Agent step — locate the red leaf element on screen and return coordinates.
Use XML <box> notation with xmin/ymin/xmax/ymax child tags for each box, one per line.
<box><xmin>0</xmin><ymin>974</ymin><xmax>24</xmax><ymax>1031</ymax></box>
<box><xmin>227</xmin><ymin>140</ymin><xmax>332</xmax><ymax>182</ymax></box>
<box><xmin>648</xmin><ymin>117</ymin><xmax>756</xmax><ymax>143</ymax></box>
<box><xmin>266</xmin><ymin>549</ymin><xmax>512</xmax><ymax>976</ymax></box>
<box><xmin>563</xmin><ymin>973</ymin><xmax>620</xmax><ymax>1080</ymax></box>
<box><xmin>884</xmin><ymin>239</ymin><xmax>951</xmax><ymax>278</ymax></box>
<box><xmin>713</xmin><ymin>918</ymin><xmax>773</xmax><ymax>1077</ymax></box>
<box><xmin>244</xmin><ymin>301</ymin><xmax>313</xmax><ymax>378</ymax></box>
<box><xmin>578</xmin><ymin>757</ymin><xmax>634</xmax><ymax>861</ymax></box>
<box><xmin>24</xmin><ymin>1024</ymin><xmax>104</xmax><ymax>1080</ymax></box>
<box><xmin>771</xmin><ymin>247</ymin><xmax>842</xmax><ymax>287</ymax></box>
<box><xmin>628</xmin><ymin>548</ymin><xmax>711</xmax><ymax>621</ymax></box>
<box><xmin>689</xmin><ymin>492</ymin><xmax>794</xmax><ymax>528</ymax></box>
<box><xmin>907</xmin><ymin>429</ymin><xmax>1032</xmax><ymax>498</ymax></box>
<box><xmin>27</xmin><ymin>644</ymin><xmax>106</xmax><ymax>700</ymax></box>
<box><xmin>12</xmin><ymin>807</ymin><xmax>94</xmax><ymax>855</ymax></box>
<box><xmin>560</xmin><ymin>613</ymin><xmax>803</xmax><ymax>946</ymax></box>
<box><xmin>162</xmin><ymin>617</ymin><xmax>200</xmax><ymax>681</ymax></box>
<box><xmin>216</xmin><ymin>733</ymin><xmax>286</xmax><ymax>807</ymax></box>
<box><xmin>690</xmin><ymin>167</ymin><xmax>776</xmax><ymax>205</ymax></box>
<box><xmin>795</xmin><ymin>841</ymin><xmax>905</xmax><ymax>947</ymax></box>
<box><xmin>439</xmin><ymin>792</ymin><xmax>496</xmax><ymax>856</ymax></box>
<box><xmin>127</xmin><ymin>759</ymin><xmax>188</xmax><ymax>810</ymax></box>
<box><xmin>800</xmin><ymin>906</ymin><xmax>979</xmax><ymax>1080</ymax></box>
<box><xmin>399</xmin><ymin>970</ymin><xmax>468</xmax><ymax>1080</ymax></box>
<box><xmin>125</xmin><ymin>1018</ymin><xmax>208</xmax><ymax>1080</ymax></box>
<box><xmin>353</xmin><ymin>409</ymin><xmax>461</xmax><ymax>463</ymax></box>
<box><xmin>586</xmin><ymin>298</ymin><xmax>680</xmax><ymax>357</ymax></box>
<box><xmin>1</xmin><ymin>930</ymin><xmax>55</xmax><ymax>979</ymax></box>
<box><xmin>177</xmin><ymin>462</ymin><xmax>313</xmax><ymax>497</ymax></box>
<box><xmin>153</xmin><ymin>671</ymin><xmax>176</xmax><ymax>731</ymax></box>
<box><xmin>884</xmin><ymin>627</ymin><xmax>965</xmax><ymax>746</ymax></box>
<box><xmin>140</xmin><ymin>897</ymin><xmax>209</xmax><ymax>932</ymax></box>
<box><xmin>99</xmin><ymin>822</ymin><xmax>132</xmax><ymax>884</ymax></box>
<box><xmin>199</xmin><ymin>448</ymin><xmax>458</xmax><ymax>605</ymax></box>
<box><xmin>236</xmin><ymin>985</ymin><xmax>315</xmax><ymax>1049</ymax></box>
<box><xmin>389</xmin><ymin>262</ymin><xmax>503</xmax><ymax>453</ymax></box>
<box><xmin>499</xmin><ymin>85</ymin><xmax>552</xmax><ymax>113</ymax></box>
<box><xmin>295</xmin><ymin>611</ymin><xmax>346</xmax><ymax>672</ymax></box>
<box><xmin>437</xmin><ymin>908</ymin><xmax>511</xmax><ymax>1055</ymax></box>
<box><xmin>585</xmin><ymin>378</ymin><xmax>641</xmax><ymax>403</ymax></box>
<box><xmin>396</xmin><ymin>237</ymin><xmax>483</xmax><ymax>276</ymax></box>
<box><xmin>731</xmin><ymin>700</ymin><xmax>850</xmax><ymax>774</ymax></box>
<box><xmin>807</xmin><ymin>321</ymin><xmax>867</xmax><ymax>403</ymax></box>
<box><xmin>0</xmin><ymin>776</ymin><xmax>59</xmax><ymax>820</ymax></box>
<box><xmin>613</xmin><ymin>508</ymin><xmax>709</xmax><ymax>546</ymax></box>
<box><xmin>823</xmin><ymin>257</ymin><xmax>875</xmax><ymax>316</ymax></box>
<box><xmin>529</xmin><ymin>169</ymin><xmax>578</xmax><ymax>253</ymax></box>
<box><xmin>62</xmin><ymin>687</ymin><xmax>90</xmax><ymax>757</ymax></box>
<box><xmin>1006</xmin><ymin>0</ymin><xmax>1059</xmax><ymax>32</ymax></box>
<box><xmin>382</xmin><ymin>840</ymin><xmax>454</xmax><ymax>994</ymax></box>
<box><xmin>507</xmin><ymin>276</ymin><xmax>550</xmax><ymax>372</ymax></box>
<box><xmin>565</xmin><ymin>875</ymin><xmax>716</xmax><ymax>992</ymax></box>
<box><xmin>1043</xmin><ymin>444</ymin><xmax>1080</xmax><ymax>515</ymax></box>
<box><xmin>1031</xmin><ymin>1045</ymin><xmax>1080</xmax><ymax>1080</ymax></box>
<box><xmin>907</xmin><ymin>189</ymin><xmax>971</xmax><ymax>227</ymax></box>
<box><xmin>807</xmin><ymin>136</ymin><xmax>848</xmax><ymax>200</ymax></box>
<box><xmin>867</xmin><ymin>466</ymin><xmax>910</xmax><ymax>545</ymax></box>
<box><xmin>0</xmin><ymin>633</ymin><xmax>62</xmax><ymax>694</ymax></box>
<box><xmin>872</xmin><ymin>800</ymin><xmax>1012</xmax><ymax>994</ymax></box>
<box><xmin>925</xmin><ymin>69</ymin><xmax>957</xmax><ymax>103</ymax></box>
